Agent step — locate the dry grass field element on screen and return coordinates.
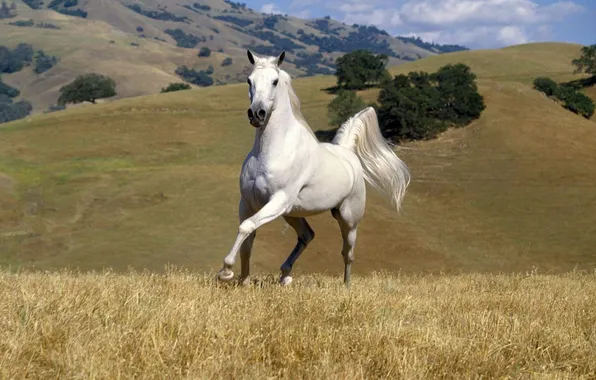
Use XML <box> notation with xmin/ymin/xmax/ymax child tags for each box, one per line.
<box><xmin>1</xmin><ymin>269</ymin><xmax>595</xmax><ymax>379</ymax></box>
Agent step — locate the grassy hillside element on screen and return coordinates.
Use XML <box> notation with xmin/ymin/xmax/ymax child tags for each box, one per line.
<box><xmin>1</xmin><ymin>0</ymin><xmax>466</xmax><ymax>112</ymax></box>
<box><xmin>1</xmin><ymin>270</ymin><xmax>595</xmax><ymax>378</ymax></box>
<box><xmin>1</xmin><ymin>42</ymin><xmax>595</xmax><ymax>279</ymax></box>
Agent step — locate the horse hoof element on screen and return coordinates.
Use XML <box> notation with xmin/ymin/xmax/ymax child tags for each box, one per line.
<box><xmin>218</xmin><ymin>268</ymin><xmax>234</xmax><ymax>282</ymax></box>
<box><xmin>280</xmin><ymin>275</ymin><xmax>293</xmax><ymax>286</ymax></box>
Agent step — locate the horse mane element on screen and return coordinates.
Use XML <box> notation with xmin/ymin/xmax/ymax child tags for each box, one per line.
<box><xmin>277</xmin><ymin>69</ymin><xmax>317</xmax><ymax>138</ymax></box>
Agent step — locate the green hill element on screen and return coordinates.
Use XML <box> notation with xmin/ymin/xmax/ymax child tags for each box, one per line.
<box><xmin>1</xmin><ymin>42</ymin><xmax>595</xmax><ymax>278</ymax></box>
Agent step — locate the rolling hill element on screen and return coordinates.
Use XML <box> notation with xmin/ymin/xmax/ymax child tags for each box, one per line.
<box><xmin>0</xmin><ymin>0</ymin><xmax>467</xmax><ymax>113</ymax></box>
<box><xmin>0</xmin><ymin>42</ymin><xmax>595</xmax><ymax>279</ymax></box>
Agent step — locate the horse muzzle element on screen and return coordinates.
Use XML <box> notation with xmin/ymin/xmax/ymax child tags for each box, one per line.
<box><xmin>247</xmin><ymin>107</ymin><xmax>268</xmax><ymax>128</ymax></box>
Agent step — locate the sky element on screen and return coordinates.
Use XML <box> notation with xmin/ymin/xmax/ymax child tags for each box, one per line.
<box><xmin>244</xmin><ymin>0</ymin><xmax>595</xmax><ymax>49</ymax></box>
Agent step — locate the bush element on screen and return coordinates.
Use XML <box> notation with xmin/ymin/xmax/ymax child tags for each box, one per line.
<box><xmin>198</xmin><ymin>47</ymin><xmax>211</xmax><ymax>57</ymax></box>
<box><xmin>165</xmin><ymin>29</ymin><xmax>201</xmax><ymax>48</ymax></box>
<box><xmin>0</xmin><ymin>78</ymin><xmax>19</xmax><ymax>98</ymax></box>
<box><xmin>327</xmin><ymin>89</ymin><xmax>368</xmax><ymax>126</ymax></box>
<box><xmin>533</xmin><ymin>77</ymin><xmax>559</xmax><ymax>97</ymax></box>
<box><xmin>34</xmin><ymin>50</ymin><xmax>59</xmax><ymax>74</ymax></box>
<box><xmin>175</xmin><ymin>65</ymin><xmax>213</xmax><ymax>87</ymax></box>
<box><xmin>0</xmin><ymin>43</ymin><xmax>34</xmax><ymax>74</ymax></box>
<box><xmin>58</xmin><ymin>73</ymin><xmax>117</xmax><ymax>105</ymax></box>
<box><xmin>161</xmin><ymin>82</ymin><xmax>191</xmax><ymax>93</ymax></box>
<box><xmin>221</xmin><ymin>57</ymin><xmax>233</xmax><ymax>66</ymax></box>
<box><xmin>0</xmin><ymin>99</ymin><xmax>33</xmax><ymax>124</ymax></box>
<box><xmin>562</xmin><ymin>91</ymin><xmax>595</xmax><ymax>119</ymax></box>
<box><xmin>532</xmin><ymin>76</ymin><xmax>595</xmax><ymax>119</ymax></box>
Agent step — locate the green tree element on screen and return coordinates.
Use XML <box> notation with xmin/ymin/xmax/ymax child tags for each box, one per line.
<box><xmin>221</xmin><ymin>57</ymin><xmax>233</xmax><ymax>66</ymax></box>
<box><xmin>327</xmin><ymin>89</ymin><xmax>368</xmax><ymax>126</ymax></box>
<box><xmin>58</xmin><ymin>73</ymin><xmax>116</xmax><ymax>105</ymax></box>
<box><xmin>34</xmin><ymin>50</ymin><xmax>59</xmax><ymax>74</ymax></box>
<box><xmin>377</xmin><ymin>63</ymin><xmax>485</xmax><ymax>142</ymax></box>
<box><xmin>572</xmin><ymin>44</ymin><xmax>596</xmax><ymax>76</ymax></box>
<box><xmin>198</xmin><ymin>47</ymin><xmax>211</xmax><ymax>57</ymax></box>
<box><xmin>161</xmin><ymin>82</ymin><xmax>191</xmax><ymax>93</ymax></box>
<box><xmin>335</xmin><ymin>50</ymin><xmax>389</xmax><ymax>90</ymax></box>
<box><xmin>431</xmin><ymin>63</ymin><xmax>486</xmax><ymax>125</ymax></box>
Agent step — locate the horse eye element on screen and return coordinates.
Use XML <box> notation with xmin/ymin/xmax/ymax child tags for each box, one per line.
<box><xmin>247</xmin><ymin>79</ymin><xmax>251</xmax><ymax>86</ymax></box>
<box><xmin>273</xmin><ymin>79</ymin><xmax>279</xmax><ymax>86</ymax></box>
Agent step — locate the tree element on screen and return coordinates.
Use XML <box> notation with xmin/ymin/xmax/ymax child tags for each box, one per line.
<box><xmin>327</xmin><ymin>89</ymin><xmax>368</xmax><ymax>126</ymax></box>
<box><xmin>430</xmin><ymin>63</ymin><xmax>486</xmax><ymax>126</ymax></box>
<box><xmin>221</xmin><ymin>57</ymin><xmax>233</xmax><ymax>66</ymax></box>
<box><xmin>161</xmin><ymin>82</ymin><xmax>191</xmax><ymax>93</ymax></box>
<box><xmin>377</xmin><ymin>63</ymin><xmax>485</xmax><ymax>142</ymax></box>
<box><xmin>58</xmin><ymin>73</ymin><xmax>116</xmax><ymax>105</ymax></box>
<box><xmin>335</xmin><ymin>50</ymin><xmax>389</xmax><ymax>90</ymax></box>
<box><xmin>34</xmin><ymin>50</ymin><xmax>59</xmax><ymax>74</ymax></box>
<box><xmin>572</xmin><ymin>44</ymin><xmax>596</xmax><ymax>76</ymax></box>
<box><xmin>198</xmin><ymin>47</ymin><xmax>211</xmax><ymax>57</ymax></box>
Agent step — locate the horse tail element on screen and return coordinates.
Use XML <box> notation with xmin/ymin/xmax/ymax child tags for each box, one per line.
<box><xmin>332</xmin><ymin>106</ymin><xmax>411</xmax><ymax>213</ymax></box>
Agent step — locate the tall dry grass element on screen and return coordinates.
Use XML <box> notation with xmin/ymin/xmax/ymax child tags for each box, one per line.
<box><xmin>1</xmin><ymin>268</ymin><xmax>595</xmax><ymax>379</ymax></box>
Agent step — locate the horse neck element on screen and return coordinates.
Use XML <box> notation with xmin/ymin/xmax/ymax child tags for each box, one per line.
<box><xmin>252</xmin><ymin>89</ymin><xmax>315</xmax><ymax>156</ymax></box>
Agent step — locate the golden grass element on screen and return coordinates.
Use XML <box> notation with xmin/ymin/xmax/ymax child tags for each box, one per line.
<box><xmin>1</xmin><ymin>269</ymin><xmax>595</xmax><ymax>379</ymax></box>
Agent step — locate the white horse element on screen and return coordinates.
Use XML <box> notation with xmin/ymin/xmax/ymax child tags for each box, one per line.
<box><xmin>217</xmin><ymin>50</ymin><xmax>411</xmax><ymax>286</ymax></box>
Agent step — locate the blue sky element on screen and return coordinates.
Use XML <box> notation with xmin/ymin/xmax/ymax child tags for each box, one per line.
<box><xmin>244</xmin><ymin>0</ymin><xmax>595</xmax><ymax>49</ymax></box>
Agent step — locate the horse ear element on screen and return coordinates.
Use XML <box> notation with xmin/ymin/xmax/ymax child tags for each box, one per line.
<box><xmin>247</xmin><ymin>49</ymin><xmax>255</xmax><ymax>65</ymax></box>
<box><xmin>277</xmin><ymin>51</ymin><xmax>285</xmax><ymax>66</ymax></box>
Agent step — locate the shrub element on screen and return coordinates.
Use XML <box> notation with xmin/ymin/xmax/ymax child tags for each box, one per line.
<box><xmin>165</xmin><ymin>29</ymin><xmax>201</xmax><ymax>48</ymax></box>
<box><xmin>175</xmin><ymin>65</ymin><xmax>213</xmax><ymax>87</ymax></box>
<box><xmin>34</xmin><ymin>50</ymin><xmax>59</xmax><ymax>74</ymax></box>
<box><xmin>0</xmin><ymin>78</ymin><xmax>19</xmax><ymax>98</ymax></box>
<box><xmin>562</xmin><ymin>91</ymin><xmax>595</xmax><ymax>119</ymax></box>
<box><xmin>533</xmin><ymin>77</ymin><xmax>559</xmax><ymax>97</ymax></box>
<box><xmin>0</xmin><ymin>99</ymin><xmax>33</xmax><ymax>124</ymax></box>
<box><xmin>0</xmin><ymin>43</ymin><xmax>34</xmax><ymax>74</ymax></box>
<box><xmin>161</xmin><ymin>82</ymin><xmax>191</xmax><ymax>93</ymax></box>
<box><xmin>221</xmin><ymin>57</ymin><xmax>233</xmax><ymax>66</ymax></box>
<box><xmin>198</xmin><ymin>47</ymin><xmax>211</xmax><ymax>57</ymax></box>
<box><xmin>532</xmin><ymin>76</ymin><xmax>595</xmax><ymax>119</ymax></box>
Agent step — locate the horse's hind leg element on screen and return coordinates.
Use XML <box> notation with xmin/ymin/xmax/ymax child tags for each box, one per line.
<box><xmin>279</xmin><ymin>216</ymin><xmax>315</xmax><ymax>285</ymax></box>
<box><xmin>332</xmin><ymin>191</ymin><xmax>364</xmax><ymax>287</ymax></box>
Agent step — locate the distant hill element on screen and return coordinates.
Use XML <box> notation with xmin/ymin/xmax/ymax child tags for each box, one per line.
<box><xmin>0</xmin><ymin>0</ymin><xmax>467</xmax><ymax>112</ymax></box>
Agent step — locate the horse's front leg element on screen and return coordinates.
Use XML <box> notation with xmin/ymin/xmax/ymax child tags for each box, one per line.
<box><xmin>218</xmin><ymin>192</ymin><xmax>289</xmax><ymax>282</ymax></box>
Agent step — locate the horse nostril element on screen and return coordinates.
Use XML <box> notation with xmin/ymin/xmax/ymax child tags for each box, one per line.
<box><xmin>257</xmin><ymin>109</ymin><xmax>267</xmax><ymax>120</ymax></box>
<box><xmin>247</xmin><ymin>109</ymin><xmax>254</xmax><ymax>119</ymax></box>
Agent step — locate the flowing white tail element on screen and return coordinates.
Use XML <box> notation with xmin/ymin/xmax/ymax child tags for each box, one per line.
<box><xmin>332</xmin><ymin>107</ymin><xmax>411</xmax><ymax>212</ymax></box>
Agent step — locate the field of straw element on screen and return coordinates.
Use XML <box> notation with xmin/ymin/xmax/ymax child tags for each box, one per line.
<box><xmin>1</xmin><ymin>269</ymin><xmax>595</xmax><ymax>379</ymax></box>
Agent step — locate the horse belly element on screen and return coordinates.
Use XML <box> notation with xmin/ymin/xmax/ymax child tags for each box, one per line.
<box><xmin>287</xmin><ymin>161</ymin><xmax>355</xmax><ymax>217</ymax></box>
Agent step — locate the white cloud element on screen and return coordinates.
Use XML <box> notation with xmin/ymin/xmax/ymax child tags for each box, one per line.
<box><xmin>497</xmin><ymin>26</ymin><xmax>529</xmax><ymax>45</ymax></box>
<box><xmin>283</xmin><ymin>0</ymin><xmax>583</xmax><ymax>48</ymax></box>
<box><xmin>261</xmin><ymin>3</ymin><xmax>283</xmax><ymax>14</ymax></box>
<box><xmin>398</xmin><ymin>0</ymin><xmax>583</xmax><ymax>27</ymax></box>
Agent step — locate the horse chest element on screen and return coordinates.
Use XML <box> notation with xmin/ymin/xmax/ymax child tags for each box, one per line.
<box><xmin>240</xmin><ymin>157</ymin><xmax>292</xmax><ymax>209</ymax></box>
